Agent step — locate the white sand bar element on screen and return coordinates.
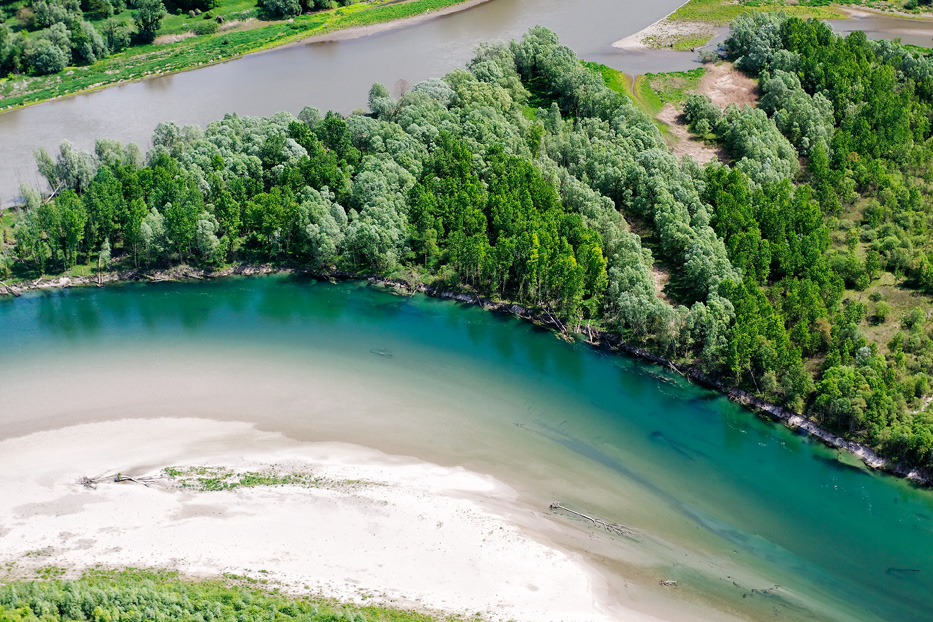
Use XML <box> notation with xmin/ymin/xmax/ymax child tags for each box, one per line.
<box><xmin>0</xmin><ymin>418</ymin><xmax>661</xmax><ymax>622</ymax></box>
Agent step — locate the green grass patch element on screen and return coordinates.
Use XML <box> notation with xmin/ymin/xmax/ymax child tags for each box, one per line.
<box><xmin>162</xmin><ymin>465</ymin><xmax>372</xmax><ymax>492</ymax></box>
<box><xmin>582</xmin><ymin>61</ymin><xmax>631</xmax><ymax>96</ymax></box>
<box><xmin>1</xmin><ymin>210</ymin><xmax>17</xmax><ymax>246</ymax></box>
<box><xmin>0</xmin><ymin>0</ymin><xmax>473</xmax><ymax>110</ymax></box>
<box><xmin>673</xmin><ymin>33</ymin><xmax>714</xmax><ymax>51</ymax></box>
<box><xmin>852</xmin><ymin>272</ymin><xmax>933</xmax><ymax>356</ymax></box>
<box><xmin>582</xmin><ymin>61</ymin><xmax>670</xmax><ymax>132</ymax></box>
<box><xmin>645</xmin><ymin>67</ymin><xmax>706</xmax><ymax>106</ymax></box>
<box><xmin>633</xmin><ymin>74</ymin><xmax>664</xmax><ymax>117</ymax></box>
<box><xmin>156</xmin><ymin>0</ymin><xmax>259</xmax><ymax>36</ymax></box>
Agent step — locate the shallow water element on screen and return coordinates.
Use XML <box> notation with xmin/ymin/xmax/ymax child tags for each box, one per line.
<box><xmin>1</xmin><ymin>277</ymin><xmax>931</xmax><ymax>621</ymax></box>
<box><xmin>826</xmin><ymin>13</ymin><xmax>933</xmax><ymax>47</ymax></box>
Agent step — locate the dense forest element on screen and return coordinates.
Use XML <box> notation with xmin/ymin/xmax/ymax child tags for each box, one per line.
<box><xmin>2</xmin><ymin>18</ymin><xmax>933</xmax><ymax>471</ymax></box>
<box><xmin>0</xmin><ymin>570</ymin><xmax>437</xmax><ymax>621</ymax></box>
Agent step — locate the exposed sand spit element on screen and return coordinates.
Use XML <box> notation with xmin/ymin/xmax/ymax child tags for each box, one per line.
<box><xmin>0</xmin><ymin>418</ymin><xmax>649</xmax><ymax>622</ymax></box>
<box><xmin>613</xmin><ymin>19</ymin><xmax>717</xmax><ymax>51</ymax></box>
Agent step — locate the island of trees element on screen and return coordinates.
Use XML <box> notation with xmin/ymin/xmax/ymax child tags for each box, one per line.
<box><xmin>2</xmin><ymin>16</ymin><xmax>933</xmax><ymax>473</ymax></box>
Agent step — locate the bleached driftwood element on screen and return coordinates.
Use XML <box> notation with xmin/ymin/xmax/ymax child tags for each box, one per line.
<box><xmin>548</xmin><ymin>502</ymin><xmax>637</xmax><ymax>538</ymax></box>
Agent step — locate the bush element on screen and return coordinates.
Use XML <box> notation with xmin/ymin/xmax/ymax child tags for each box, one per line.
<box><xmin>759</xmin><ymin>70</ymin><xmax>834</xmax><ymax>156</ymax></box>
<box><xmin>875</xmin><ymin>301</ymin><xmax>891</xmax><ymax>324</ymax></box>
<box><xmin>191</xmin><ymin>20</ymin><xmax>217</xmax><ymax>35</ymax></box>
<box><xmin>25</xmin><ymin>38</ymin><xmax>68</xmax><ymax>75</ymax></box>
<box><xmin>70</xmin><ymin>19</ymin><xmax>109</xmax><ymax>65</ymax></box>
<box><xmin>101</xmin><ymin>17</ymin><xmax>132</xmax><ymax>51</ymax></box>
<box><xmin>258</xmin><ymin>0</ymin><xmax>301</xmax><ymax>19</ymax></box>
<box><xmin>683</xmin><ymin>93</ymin><xmax>722</xmax><ymax>134</ymax></box>
<box><xmin>166</xmin><ymin>0</ymin><xmax>219</xmax><ymax>12</ymax></box>
<box><xmin>133</xmin><ymin>0</ymin><xmax>167</xmax><ymax>43</ymax></box>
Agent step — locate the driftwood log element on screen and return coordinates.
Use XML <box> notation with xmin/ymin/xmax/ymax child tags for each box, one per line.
<box><xmin>548</xmin><ymin>502</ymin><xmax>637</xmax><ymax>538</ymax></box>
<box><xmin>78</xmin><ymin>473</ymin><xmax>159</xmax><ymax>489</ymax></box>
<box><xmin>114</xmin><ymin>474</ymin><xmax>151</xmax><ymax>487</ymax></box>
<box><xmin>0</xmin><ymin>280</ymin><xmax>20</xmax><ymax>297</ymax></box>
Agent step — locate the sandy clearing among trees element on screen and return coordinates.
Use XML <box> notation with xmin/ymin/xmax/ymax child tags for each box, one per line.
<box><xmin>657</xmin><ymin>104</ymin><xmax>723</xmax><ymax>165</ymax></box>
<box><xmin>696</xmin><ymin>62</ymin><xmax>758</xmax><ymax>109</ymax></box>
<box><xmin>653</xmin><ymin>62</ymin><xmax>756</xmax><ymax>165</ymax></box>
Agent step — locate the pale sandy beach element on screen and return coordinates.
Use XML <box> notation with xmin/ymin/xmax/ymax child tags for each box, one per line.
<box><xmin>613</xmin><ymin>19</ymin><xmax>717</xmax><ymax>52</ymax></box>
<box><xmin>0</xmin><ymin>418</ymin><xmax>670</xmax><ymax>622</ymax></box>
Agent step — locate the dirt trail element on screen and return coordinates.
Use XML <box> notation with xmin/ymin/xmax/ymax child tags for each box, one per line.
<box><xmin>657</xmin><ymin>104</ymin><xmax>723</xmax><ymax>165</ymax></box>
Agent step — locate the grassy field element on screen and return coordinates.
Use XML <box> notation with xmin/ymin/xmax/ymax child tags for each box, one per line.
<box><xmin>0</xmin><ymin>0</ymin><xmax>473</xmax><ymax>110</ymax></box>
<box><xmin>671</xmin><ymin>0</ymin><xmax>846</xmax><ymax>25</ymax></box>
<box><xmin>645</xmin><ymin>67</ymin><xmax>705</xmax><ymax>107</ymax></box>
<box><xmin>645</xmin><ymin>0</ymin><xmax>849</xmax><ymax>51</ymax></box>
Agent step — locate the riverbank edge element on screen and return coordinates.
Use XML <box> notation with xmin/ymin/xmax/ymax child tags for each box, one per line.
<box><xmin>3</xmin><ymin>263</ymin><xmax>931</xmax><ymax>488</ymax></box>
<box><xmin>0</xmin><ymin>0</ymin><xmax>484</xmax><ymax>113</ymax></box>
<box><xmin>613</xmin><ymin>0</ymin><xmax>851</xmax><ymax>52</ymax></box>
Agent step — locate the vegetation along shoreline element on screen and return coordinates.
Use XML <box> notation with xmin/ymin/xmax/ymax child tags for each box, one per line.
<box><xmin>4</xmin><ymin>264</ymin><xmax>930</xmax><ymax>488</ymax></box>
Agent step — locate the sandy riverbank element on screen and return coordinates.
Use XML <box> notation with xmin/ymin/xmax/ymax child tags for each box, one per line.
<box><xmin>0</xmin><ymin>418</ymin><xmax>668</xmax><ymax>622</ymax></box>
<box><xmin>611</xmin><ymin>1</ymin><xmax>716</xmax><ymax>52</ymax></box>
<box><xmin>613</xmin><ymin>19</ymin><xmax>719</xmax><ymax>52</ymax></box>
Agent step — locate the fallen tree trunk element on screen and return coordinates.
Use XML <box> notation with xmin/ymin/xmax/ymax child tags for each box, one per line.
<box><xmin>0</xmin><ymin>280</ymin><xmax>20</xmax><ymax>297</ymax></box>
<box><xmin>549</xmin><ymin>502</ymin><xmax>637</xmax><ymax>538</ymax></box>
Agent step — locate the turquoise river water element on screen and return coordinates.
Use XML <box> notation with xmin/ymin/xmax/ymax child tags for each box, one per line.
<box><xmin>1</xmin><ymin>276</ymin><xmax>931</xmax><ymax>621</ymax></box>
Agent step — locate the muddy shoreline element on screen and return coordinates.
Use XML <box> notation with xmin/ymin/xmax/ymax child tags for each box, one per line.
<box><xmin>4</xmin><ymin>263</ymin><xmax>930</xmax><ymax>488</ymax></box>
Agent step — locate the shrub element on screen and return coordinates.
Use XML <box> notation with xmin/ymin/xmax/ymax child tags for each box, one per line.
<box><xmin>258</xmin><ymin>0</ymin><xmax>301</xmax><ymax>19</ymax></box>
<box><xmin>683</xmin><ymin>93</ymin><xmax>722</xmax><ymax>134</ymax></box>
<box><xmin>25</xmin><ymin>38</ymin><xmax>68</xmax><ymax>75</ymax></box>
<box><xmin>875</xmin><ymin>301</ymin><xmax>891</xmax><ymax>324</ymax></box>
<box><xmin>191</xmin><ymin>20</ymin><xmax>217</xmax><ymax>35</ymax></box>
<box><xmin>101</xmin><ymin>17</ymin><xmax>132</xmax><ymax>51</ymax></box>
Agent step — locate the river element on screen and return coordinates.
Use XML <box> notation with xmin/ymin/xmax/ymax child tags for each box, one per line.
<box><xmin>1</xmin><ymin>277</ymin><xmax>931</xmax><ymax>622</ymax></box>
<box><xmin>826</xmin><ymin>10</ymin><xmax>933</xmax><ymax>48</ymax></box>
<box><xmin>0</xmin><ymin>0</ymin><xmax>700</xmax><ymax>207</ymax></box>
